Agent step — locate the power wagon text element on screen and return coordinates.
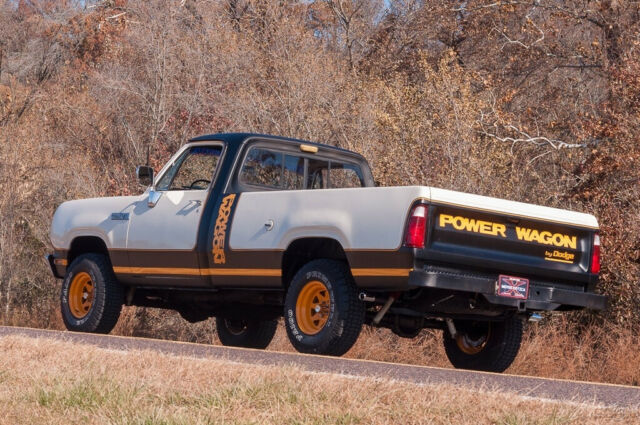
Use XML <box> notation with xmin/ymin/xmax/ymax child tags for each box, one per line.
<box><xmin>438</xmin><ymin>214</ymin><xmax>577</xmax><ymax>249</ymax></box>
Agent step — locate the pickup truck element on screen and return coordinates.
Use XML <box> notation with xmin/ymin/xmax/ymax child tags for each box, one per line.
<box><xmin>48</xmin><ymin>133</ymin><xmax>606</xmax><ymax>372</ymax></box>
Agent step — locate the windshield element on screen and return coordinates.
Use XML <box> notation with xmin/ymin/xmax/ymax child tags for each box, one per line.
<box><xmin>155</xmin><ymin>145</ymin><xmax>223</xmax><ymax>191</ymax></box>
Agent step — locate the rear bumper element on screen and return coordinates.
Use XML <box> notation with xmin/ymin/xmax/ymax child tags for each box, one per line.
<box><xmin>408</xmin><ymin>265</ymin><xmax>607</xmax><ymax>311</ymax></box>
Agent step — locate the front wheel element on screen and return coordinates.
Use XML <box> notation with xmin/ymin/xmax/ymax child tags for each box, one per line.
<box><xmin>60</xmin><ymin>253</ymin><xmax>123</xmax><ymax>334</ymax></box>
<box><xmin>443</xmin><ymin>317</ymin><xmax>523</xmax><ymax>373</ymax></box>
<box><xmin>284</xmin><ymin>259</ymin><xmax>364</xmax><ymax>356</ymax></box>
<box><xmin>215</xmin><ymin>317</ymin><xmax>278</xmax><ymax>349</ymax></box>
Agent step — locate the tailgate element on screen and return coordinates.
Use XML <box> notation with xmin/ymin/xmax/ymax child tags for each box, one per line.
<box><xmin>423</xmin><ymin>194</ymin><xmax>598</xmax><ymax>285</ymax></box>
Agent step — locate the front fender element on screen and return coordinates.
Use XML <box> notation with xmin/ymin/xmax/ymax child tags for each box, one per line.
<box><xmin>50</xmin><ymin>196</ymin><xmax>141</xmax><ymax>250</ymax></box>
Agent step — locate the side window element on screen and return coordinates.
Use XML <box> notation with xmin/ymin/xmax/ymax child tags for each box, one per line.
<box><xmin>307</xmin><ymin>158</ymin><xmax>329</xmax><ymax>189</ymax></box>
<box><xmin>156</xmin><ymin>145</ymin><xmax>222</xmax><ymax>191</ymax></box>
<box><xmin>240</xmin><ymin>148</ymin><xmax>283</xmax><ymax>188</ymax></box>
<box><xmin>330</xmin><ymin>162</ymin><xmax>364</xmax><ymax>188</ymax></box>
<box><xmin>283</xmin><ymin>154</ymin><xmax>305</xmax><ymax>190</ymax></box>
<box><xmin>237</xmin><ymin>145</ymin><xmax>365</xmax><ymax>191</ymax></box>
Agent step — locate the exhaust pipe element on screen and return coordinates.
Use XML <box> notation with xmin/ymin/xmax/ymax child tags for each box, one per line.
<box><xmin>372</xmin><ymin>296</ymin><xmax>395</xmax><ymax>325</ymax></box>
<box><xmin>529</xmin><ymin>313</ymin><xmax>543</xmax><ymax>322</ymax></box>
<box><xmin>358</xmin><ymin>292</ymin><xmax>376</xmax><ymax>303</ymax></box>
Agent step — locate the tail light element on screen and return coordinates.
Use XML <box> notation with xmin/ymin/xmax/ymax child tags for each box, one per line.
<box><xmin>590</xmin><ymin>233</ymin><xmax>600</xmax><ymax>274</ymax></box>
<box><xmin>404</xmin><ymin>204</ymin><xmax>428</xmax><ymax>248</ymax></box>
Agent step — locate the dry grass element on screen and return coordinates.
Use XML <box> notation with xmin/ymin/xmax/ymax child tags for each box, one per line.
<box><xmin>0</xmin><ymin>335</ymin><xmax>637</xmax><ymax>425</ymax></box>
<box><xmin>6</xmin><ymin>305</ymin><xmax>640</xmax><ymax>387</ymax></box>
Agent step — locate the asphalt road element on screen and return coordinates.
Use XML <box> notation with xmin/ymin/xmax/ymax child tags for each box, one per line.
<box><xmin>1</xmin><ymin>325</ymin><xmax>638</xmax><ymax>408</ymax></box>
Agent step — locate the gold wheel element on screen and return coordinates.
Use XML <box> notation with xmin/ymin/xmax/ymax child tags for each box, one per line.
<box><xmin>456</xmin><ymin>324</ymin><xmax>491</xmax><ymax>355</ymax></box>
<box><xmin>296</xmin><ymin>280</ymin><xmax>331</xmax><ymax>335</ymax></box>
<box><xmin>68</xmin><ymin>272</ymin><xmax>94</xmax><ymax>319</ymax></box>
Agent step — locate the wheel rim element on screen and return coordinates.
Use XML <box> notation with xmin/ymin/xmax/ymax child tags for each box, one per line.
<box><xmin>68</xmin><ymin>272</ymin><xmax>94</xmax><ymax>319</ymax></box>
<box><xmin>456</xmin><ymin>323</ymin><xmax>491</xmax><ymax>355</ymax></box>
<box><xmin>224</xmin><ymin>319</ymin><xmax>248</xmax><ymax>335</ymax></box>
<box><xmin>296</xmin><ymin>280</ymin><xmax>331</xmax><ymax>335</ymax></box>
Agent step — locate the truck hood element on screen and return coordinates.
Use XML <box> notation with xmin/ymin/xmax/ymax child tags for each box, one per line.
<box><xmin>50</xmin><ymin>195</ymin><xmax>142</xmax><ymax>249</ymax></box>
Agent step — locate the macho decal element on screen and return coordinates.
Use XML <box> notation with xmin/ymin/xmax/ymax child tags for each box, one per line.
<box><xmin>439</xmin><ymin>213</ymin><xmax>577</xmax><ymax>249</ymax></box>
<box><xmin>212</xmin><ymin>194</ymin><xmax>236</xmax><ymax>264</ymax></box>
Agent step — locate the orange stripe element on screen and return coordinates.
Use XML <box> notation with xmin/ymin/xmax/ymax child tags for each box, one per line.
<box><xmin>112</xmin><ymin>266</ymin><xmax>281</xmax><ymax>277</ymax></box>
<box><xmin>201</xmin><ymin>268</ymin><xmax>282</xmax><ymax>277</ymax></box>
<box><xmin>544</xmin><ymin>258</ymin><xmax>574</xmax><ymax>264</ymax></box>
<box><xmin>351</xmin><ymin>268</ymin><xmax>412</xmax><ymax>277</ymax></box>
<box><xmin>113</xmin><ymin>266</ymin><xmax>200</xmax><ymax>275</ymax></box>
<box><xmin>112</xmin><ymin>266</ymin><xmax>410</xmax><ymax>278</ymax></box>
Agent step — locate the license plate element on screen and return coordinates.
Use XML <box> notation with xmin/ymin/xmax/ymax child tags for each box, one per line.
<box><xmin>497</xmin><ymin>275</ymin><xmax>529</xmax><ymax>299</ymax></box>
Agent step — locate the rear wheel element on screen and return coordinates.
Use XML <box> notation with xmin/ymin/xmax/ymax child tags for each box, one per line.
<box><xmin>284</xmin><ymin>259</ymin><xmax>364</xmax><ymax>356</ymax></box>
<box><xmin>61</xmin><ymin>253</ymin><xmax>123</xmax><ymax>334</ymax></box>
<box><xmin>443</xmin><ymin>317</ymin><xmax>523</xmax><ymax>373</ymax></box>
<box><xmin>178</xmin><ymin>308</ymin><xmax>211</xmax><ymax>324</ymax></box>
<box><xmin>215</xmin><ymin>317</ymin><xmax>278</xmax><ymax>349</ymax></box>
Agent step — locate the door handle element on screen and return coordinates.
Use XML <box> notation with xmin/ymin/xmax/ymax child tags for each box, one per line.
<box><xmin>264</xmin><ymin>219</ymin><xmax>274</xmax><ymax>231</ymax></box>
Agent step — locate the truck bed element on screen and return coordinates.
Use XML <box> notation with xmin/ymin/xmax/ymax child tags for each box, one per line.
<box><xmin>229</xmin><ymin>185</ymin><xmax>598</xmax><ymax>290</ymax></box>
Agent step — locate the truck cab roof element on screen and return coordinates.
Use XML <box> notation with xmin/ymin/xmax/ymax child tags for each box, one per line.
<box><xmin>188</xmin><ymin>132</ymin><xmax>360</xmax><ymax>157</ymax></box>
<box><xmin>187</xmin><ymin>132</ymin><xmax>376</xmax><ymax>192</ymax></box>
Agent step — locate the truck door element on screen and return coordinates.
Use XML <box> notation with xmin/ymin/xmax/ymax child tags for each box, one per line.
<box><xmin>124</xmin><ymin>144</ymin><xmax>223</xmax><ymax>286</ymax></box>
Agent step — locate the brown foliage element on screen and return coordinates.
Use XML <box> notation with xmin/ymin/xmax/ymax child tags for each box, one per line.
<box><xmin>1</xmin><ymin>0</ymin><xmax>640</xmax><ymax>379</ymax></box>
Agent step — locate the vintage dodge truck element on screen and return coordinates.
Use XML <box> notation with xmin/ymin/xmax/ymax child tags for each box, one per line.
<box><xmin>48</xmin><ymin>133</ymin><xmax>606</xmax><ymax>372</ymax></box>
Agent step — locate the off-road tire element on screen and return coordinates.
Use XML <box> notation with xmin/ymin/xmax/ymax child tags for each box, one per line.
<box><xmin>216</xmin><ymin>317</ymin><xmax>278</xmax><ymax>349</ymax></box>
<box><xmin>179</xmin><ymin>308</ymin><xmax>211</xmax><ymax>324</ymax></box>
<box><xmin>443</xmin><ymin>317</ymin><xmax>523</xmax><ymax>373</ymax></box>
<box><xmin>284</xmin><ymin>259</ymin><xmax>365</xmax><ymax>356</ymax></box>
<box><xmin>60</xmin><ymin>253</ymin><xmax>123</xmax><ymax>334</ymax></box>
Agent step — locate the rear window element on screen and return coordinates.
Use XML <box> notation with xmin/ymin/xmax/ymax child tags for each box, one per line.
<box><xmin>239</xmin><ymin>146</ymin><xmax>364</xmax><ymax>190</ymax></box>
<box><xmin>330</xmin><ymin>162</ymin><xmax>364</xmax><ymax>188</ymax></box>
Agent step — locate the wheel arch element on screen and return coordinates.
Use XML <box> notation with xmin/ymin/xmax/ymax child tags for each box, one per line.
<box><xmin>68</xmin><ymin>236</ymin><xmax>111</xmax><ymax>267</ymax></box>
<box><xmin>281</xmin><ymin>237</ymin><xmax>349</xmax><ymax>288</ymax></box>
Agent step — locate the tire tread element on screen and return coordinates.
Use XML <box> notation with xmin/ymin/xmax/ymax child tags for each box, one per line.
<box><xmin>216</xmin><ymin>317</ymin><xmax>278</xmax><ymax>349</ymax></box>
<box><xmin>61</xmin><ymin>253</ymin><xmax>123</xmax><ymax>334</ymax></box>
<box><xmin>443</xmin><ymin>317</ymin><xmax>523</xmax><ymax>373</ymax></box>
<box><xmin>285</xmin><ymin>259</ymin><xmax>364</xmax><ymax>356</ymax></box>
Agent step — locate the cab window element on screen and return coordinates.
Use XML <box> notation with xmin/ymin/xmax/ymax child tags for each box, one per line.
<box><xmin>329</xmin><ymin>162</ymin><xmax>364</xmax><ymax>188</ymax></box>
<box><xmin>307</xmin><ymin>158</ymin><xmax>329</xmax><ymax>189</ymax></box>
<box><xmin>240</xmin><ymin>148</ymin><xmax>283</xmax><ymax>188</ymax></box>
<box><xmin>239</xmin><ymin>145</ymin><xmax>364</xmax><ymax>190</ymax></box>
<box><xmin>156</xmin><ymin>145</ymin><xmax>222</xmax><ymax>191</ymax></box>
<box><xmin>283</xmin><ymin>154</ymin><xmax>305</xmax><ymax>190</ymax></box>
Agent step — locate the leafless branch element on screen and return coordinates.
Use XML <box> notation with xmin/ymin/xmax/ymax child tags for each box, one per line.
<box><xmin>106</xmin><ymin>12</ymin><xmax>127</xmax><ymax>20</ymax></box>
<box><xmin>480</xmin><ymin>123</ymin><xmax>586</xmax><ymax>150</ymax></box>
<box><xmin>453</xmin><ymin>1</ymin><xmax>521</xmax><ymax>12</ymax></box>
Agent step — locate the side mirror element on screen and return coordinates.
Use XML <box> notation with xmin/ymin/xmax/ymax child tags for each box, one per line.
<box><xmin>136</xmin><ymin>165</ymin><xmax>154</xmax><ymax>187</ymax></box>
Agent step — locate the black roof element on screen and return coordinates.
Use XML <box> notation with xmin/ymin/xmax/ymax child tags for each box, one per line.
<box><xmin>188</xmin><ymin>132</ymin><xmax>356</xmax><ymax>155</ymax></box>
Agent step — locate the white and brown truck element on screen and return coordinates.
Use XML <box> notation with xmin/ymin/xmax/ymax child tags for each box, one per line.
<box><xmin>48</xmin><ymin>133</ymin><xmax>606</xmax><ymax>372</ymax></box>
